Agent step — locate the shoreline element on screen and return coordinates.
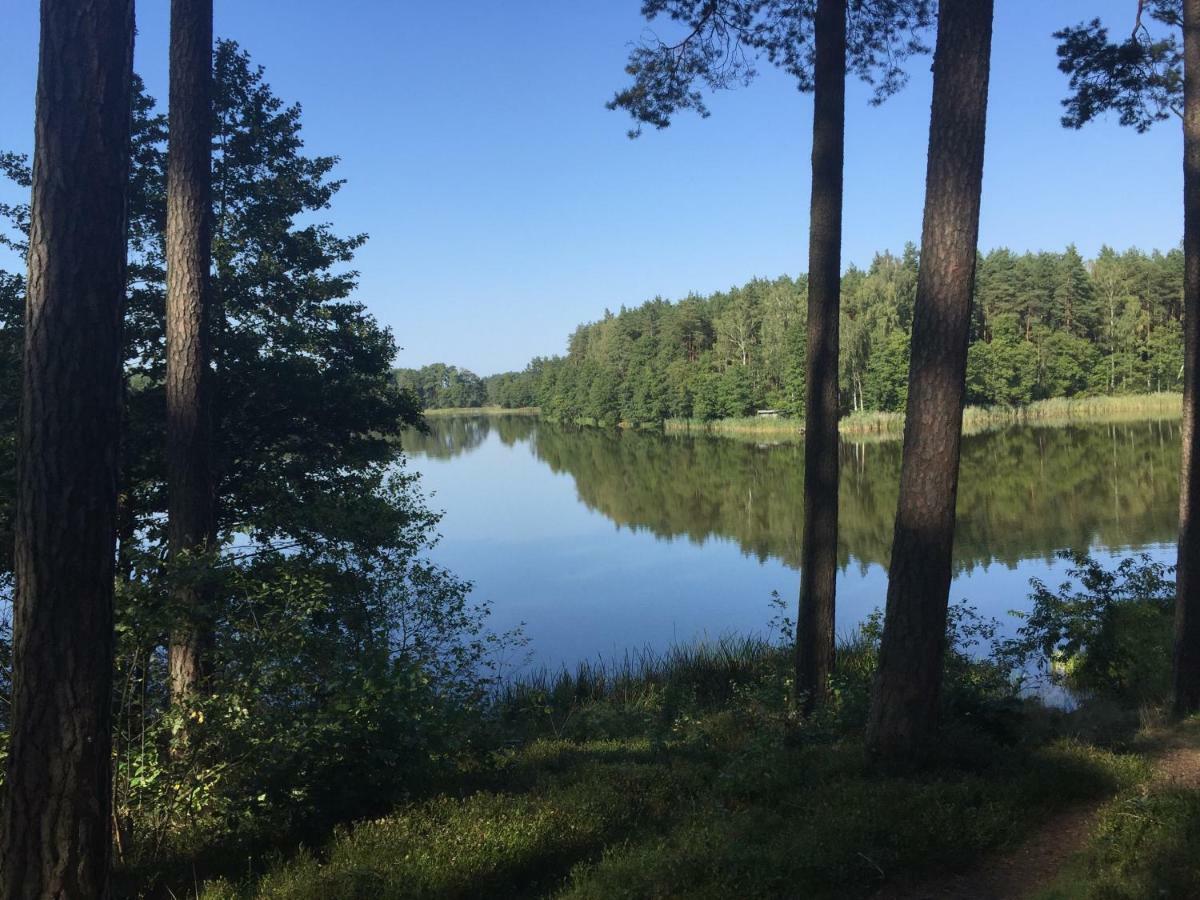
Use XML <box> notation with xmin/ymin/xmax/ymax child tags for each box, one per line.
<box><xmin>423</xmin><ymin>405</ymin><xmax>539</xmax><ymax>416</ymax></box>
<box><xmin>669</xmin><ymin>392</ymin><xmax>1182</xmax><ymax>441</ymax></box>
<box><xmin>420</xmin><ymin>392</ymin><xmax>1182</xmax><ymax>442</ymax></box>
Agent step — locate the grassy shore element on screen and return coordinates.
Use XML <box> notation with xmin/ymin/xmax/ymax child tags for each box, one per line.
<box><xmin>195</xmin><ymin>626</ymin><xmax>1166</xmax><ymax>900</ymax></box>
<box><xmin>662</xmin><ymin>392</ymin><xmax>1182</xmax><ymax>442</ymax></box>
<box><xmin>420</xmin><ymin>393</ymin><xmax>1181</xmax><ymax>440</ymax></box>
<box><xmin>423</xmin><ymin>405</ymin><xmax>539</xmax><ymax>416</ymax></box>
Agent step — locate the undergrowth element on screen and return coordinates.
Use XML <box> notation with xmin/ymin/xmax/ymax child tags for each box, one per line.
<box><xmin>191</xmin><ymin>595</ymin><xmax>1156</xmax><ymax>900</ymax></box>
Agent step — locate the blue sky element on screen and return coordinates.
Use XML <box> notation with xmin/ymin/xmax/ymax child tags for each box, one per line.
<box><xmin>0</xmin><ymin>2</ymin><xmax>1184</xmax><ymax>375</ymax></box>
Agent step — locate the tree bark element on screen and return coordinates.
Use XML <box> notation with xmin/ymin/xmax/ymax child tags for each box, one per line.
<box><xmin>865</xmin><ymin>0</ymin><xmax>993</xmax><ymax>761</ymax></box>
<box><xmin>1174</xmin><ymin>0</ymin><xmax>1200</xmax><ymax>716</ymax></box>
<box><xmin>166</xmin><ymin>0</ymin><xmax>216</xmax><ymax>705</ymax></box>
<box><xmin>795</xmin><ymin>0</ymin><xmax>846</xmax><ymax>714</ymax></box>
<box><xmin>1</xmin><ymin>2</ymin><xmax>134</xmax><ymax>897</ymax></box>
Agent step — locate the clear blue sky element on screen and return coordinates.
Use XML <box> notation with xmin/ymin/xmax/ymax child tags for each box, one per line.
<box><xmin>0</xmin><ymin>2</ymin><xmax>1184</xmax><ymax>375</ymax></box>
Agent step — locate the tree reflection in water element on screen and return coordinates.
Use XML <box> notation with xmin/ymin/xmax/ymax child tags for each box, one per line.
<box><xmin>404</xmin><ymin>415</ymin><xmax>1179</xmax><ymax>574</ymax></box>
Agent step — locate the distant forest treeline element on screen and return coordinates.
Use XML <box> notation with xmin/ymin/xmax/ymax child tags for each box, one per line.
<box><xmin>398</xmin><ymin>244</ymin><xmax>1185</xmax><ymax>423</ymax></box>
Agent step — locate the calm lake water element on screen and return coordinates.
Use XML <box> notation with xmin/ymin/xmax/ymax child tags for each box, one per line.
<box><xmin>404</xmin><ymin>415</ymin><xmax>1181</xmax><ymax>671</ymax></box>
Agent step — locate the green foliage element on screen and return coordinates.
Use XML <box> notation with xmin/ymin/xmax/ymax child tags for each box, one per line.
<box><xmin>607</xmin><ymin>1</ymin><xmax>934</xmax><ymax>137</ymax></box>
<box><xmin>1055</xmin><ymin>1</ymin><xmax>1182</xmax><ymax>133</ymax></box>
<box><xmin>863</xmin><ymin>328</ymin><xmax>910</xmax><ymax>410</ymax></box>
<box><xmin>499</xmin><ymin>244</ymin><xmax>1183</xmax><ymax>427</ymax></box>
<box><xmin>0</xmin><ymin>151</ymin><xmax>31</xmax><ymax>575</ymax></box>
<box><xmin>484</xmin><ymin>357</ymin><xmax>546</xmax><ymax>409</ymax></box>
<box><xmin>0</xmin><ymin>44</ymin><xmax>510</xmax><ymax>887</ymax></box>
<box><xmin>201</xmin><ymin>594</ymin><xmax>1152</xmax><ymax>900</ymax></box>
<box><xmin>1040</xmin><ymin>772</ymin><xmax>1200</xmax><ymax>899</ymax></box>
<box><xmin>967</xmin><ymin>316</ymin><xmax>1039</xmax><ymax>406</ymax></box>
<box><xmin>114</xmin><ymin>474</ymin><xmax>507</xmax><ymax>876</ymax></box>
<box><xmin>1003</xmin><ymin>553</ymin><xmax>1176</xmax><ymax>706</ymax></box>
<box><xmin>0</xmin><ymin>271</ymin><xmax>18</xmax><ymax>575</ymax></box>
<box><xmin>395</xmin><ymin>362</ymin><xmax>487</xmax><ymax>410</ymax></box>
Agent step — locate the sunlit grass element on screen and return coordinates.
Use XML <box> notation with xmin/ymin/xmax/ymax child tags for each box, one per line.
<box><xmin>661</xmin><ymin>392</ymin><xmax>1181</xmax><ymax>442</ymax></box>
<box><xmin>422</xmin><ymin>406</ymin><xmax>539</xmax><ymax>416</ymax></box>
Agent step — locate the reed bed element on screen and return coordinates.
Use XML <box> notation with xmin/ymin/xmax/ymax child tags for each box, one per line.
<box><xmin>495</xmin><ymin>629</ymin><xmax>879</xmax><ymax>719</ymax></box>
<box><xmin>423</xmin><ymin>405</ymin><xmax>539</xmax><ymax>416</ymax></box>
<box><xmin>662</xmin><ymin>392</ymin><xmax>1182</xmax><ymax>442</ymax></box>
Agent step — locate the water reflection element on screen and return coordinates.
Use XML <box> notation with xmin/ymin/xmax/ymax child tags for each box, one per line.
<box><xmin>405</xmin><ymin>415</ymin><xmax>1179</xmax><ymax>574</ymax></box>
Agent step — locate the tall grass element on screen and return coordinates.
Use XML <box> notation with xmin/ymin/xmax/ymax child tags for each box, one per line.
<box><xmin>422</xmin><ymin>406</ymin><xmax>539</xmax><ymax>416</ymax></box>
<box><xmin>494</xmin><ymin>628</ymin><xmax>882</xmax><ymax>733</ymax></box>
<box><xmin>663</xmin><ymin>392</ymin><xmax>1181</xmax><ymax>442</ymax></box>
<box><xmin>663</xmin><ymin>416</ymin><xmax>808</xmax><ymax>438</ymax></box>
<box><xmin>974</xmin><ymin>392</ymin><xmax>1180</xmax><ymax>426</ymax></box>
<box><xmin>496</xmin><ymin>635</ymin><xmax>784</xmax><ymax>713</ymax></box>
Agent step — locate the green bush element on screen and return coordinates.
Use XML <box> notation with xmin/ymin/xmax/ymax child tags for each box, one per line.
<box><xmin>1003</xmin><ymin>552</ymin><xmax>1175</xmax><ymax>705</ymax></box>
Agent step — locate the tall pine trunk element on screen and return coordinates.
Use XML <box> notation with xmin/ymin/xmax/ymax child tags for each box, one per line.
<box><xmin>1174</xmin><ymin>0</ymin><xmax>1200</xmax><ymax>716</ymax></box>
<box><xmin>1</xmin><ymin>1</ymin><xmax>134</xmax><ymax>896</ymax></box>
<box><xmin>166</xmin><ymin>0</ymin><xmax>216</xmax><ymax>704</ymax></box>
<box><xmin>865</xmin><ymin>0</ymin><xmax>993</xmax><ymax>760</ymax></box>
<box><xmin>795</xmin><ymin>0</ymin><xmax>846</xmax><ymax>713</ymax></box>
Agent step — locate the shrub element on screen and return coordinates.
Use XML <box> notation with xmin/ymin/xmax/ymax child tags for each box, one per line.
<box><xmin>1003</xmin><ymin>552</ymin><xmax>1175</xmax><ymax>705</ymax></box>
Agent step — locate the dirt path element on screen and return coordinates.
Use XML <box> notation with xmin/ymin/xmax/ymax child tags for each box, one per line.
<box><xmin>873</xmin><ymin>734</ymin><xmax>1200</xmax><ymax>900</ymax></box>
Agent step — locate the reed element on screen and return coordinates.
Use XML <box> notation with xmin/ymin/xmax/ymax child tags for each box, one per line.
<box><xmin>661</xmin><ymin>392</ymin><xmax>1182</xmax><ymax>442</ymax></box>
<box><xmin>423</xmin><ymin>406</ymin><xmax>539</xmax><ymax>416</ymax></box>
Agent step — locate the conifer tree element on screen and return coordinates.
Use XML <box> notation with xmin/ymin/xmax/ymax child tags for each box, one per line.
<box><xmin>610</xmin><ymin>0</ymin><xmax>933</xmax><ymax>710</ymax></box>
<box><xmin>165</xmin><ymin>0</ymin><xmax>216</xmax><ymax>711</ymax></box>
<box><xmin>2</xmin><ymin>1</ymin><xmax>134</xmax><ymax>894</ymax></box>
<box><xmin>1057</xmin><ymin>0</ymin><xmax>1200</xmax><ymax>715</ymax></box>
<box><xmin>866</xmin><ymin>0</ymin><xmax>995</xmax><ymax>760</ymax></box>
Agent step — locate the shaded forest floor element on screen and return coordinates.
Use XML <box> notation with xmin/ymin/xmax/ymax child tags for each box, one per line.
<box><xmin>178</xmin><ymin>636</ymin><xmax>1199</xmax><ymax>900</ymax></box>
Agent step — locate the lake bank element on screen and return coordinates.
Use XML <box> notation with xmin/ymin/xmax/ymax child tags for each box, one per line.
<box><xmin>193</xmin><ymin>622</ymin><xmax>1179</xmax><ymax>899</ymax></box>
<box><xmin>664</xmin><ymin>392</ymin><xmax>1183</xmax><ymax>442</ymax></box>
<box><xmin>418</xmin><ymin>392</ymin><xmax>1182</xmax><ymax>443</ymax></box>
<box><xmin>424</xmin><ymin>405</ymin><xmax>539</xmax><ymax>417</ymax></box>
<box><xmin>156</xmin><ymin>534</ymin><xmax>1192</xmax><ymax>899</ymax></box>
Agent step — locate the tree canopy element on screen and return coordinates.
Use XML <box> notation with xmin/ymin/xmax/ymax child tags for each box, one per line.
<box><xmin>1056</xmin><ymin>0</ymin><xmax>1183</xmax><ymax>131</ymax></box>
<box><xmin>471</xmin><ymin>243</ymin><xmax>1183</xmax><ymax>425</ymax></box>
<box><xmin>0</xmin><ymin>41</ymin><xmax>492</xmax><ymax>865</ymax></box>
<box><xmin>608</xmin><ymin>0</ymin><xmax>933</xmax><ymax>136</ymax></box>
<box><xmin>395</xmin><ymin>363</ymin><xmax>488</xmax><ymax>409</ymax></box>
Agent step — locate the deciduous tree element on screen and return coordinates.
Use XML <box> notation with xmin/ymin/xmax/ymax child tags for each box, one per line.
<box><xmin>610</xmin><ymin>0</ymin><xmax>932</xmax><ymax>710</ymax></box>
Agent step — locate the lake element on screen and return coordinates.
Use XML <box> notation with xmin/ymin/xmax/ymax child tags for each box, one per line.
<box><xmin>404</xmin><ymin>414</ymin><xmax>1181</xmax><ymax>672</ymax></box>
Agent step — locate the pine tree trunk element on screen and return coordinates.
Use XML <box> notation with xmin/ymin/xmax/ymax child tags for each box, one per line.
<box><xmin>1174</xmin><ymin>0</ymin><xmax>1200</xmax><ymax>716</ymax></box>
<box><xmin>1</xmin><ymin>2</ymin><xmax>134</xmax><ymax>896</ymax></box>
<box><xmin>865</xmin><ymin>0</ymin><xmax>993</xmax><ymax>761</ymax></box>
<box><xmin>166</xmin><ymin>0</ymin><xmax>216</xmax><ymax>705</ymax></box>
<box><xmin>795</xmin><ymin>0</ymin><xmax>846</xmax><ymax>713</ymax></box>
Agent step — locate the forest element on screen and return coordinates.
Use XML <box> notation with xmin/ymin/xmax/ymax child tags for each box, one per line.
<box><xmin>415</xmin><ymin>244</ymin><xmax>1186</xmax><ymax>424</ymax></box>
<box><xmin>6</xmin><ymin>0</ymin><xmax>1200</xmax><ymax>898</ymax></box>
